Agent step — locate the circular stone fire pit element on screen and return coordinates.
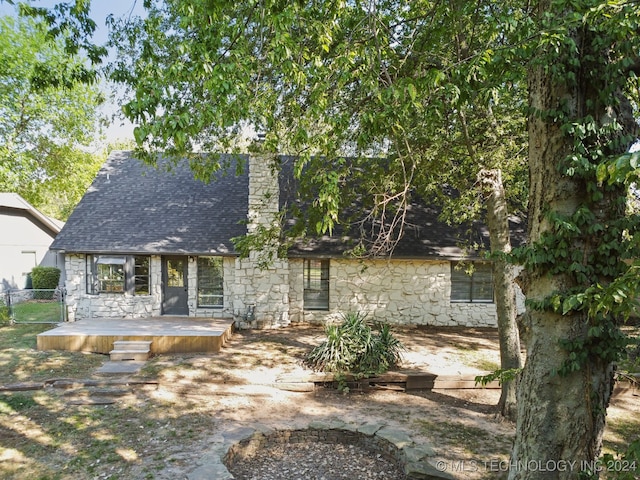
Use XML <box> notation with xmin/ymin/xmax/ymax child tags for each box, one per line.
<box><xmin>225</xmin><ymin>427</ymin><xmax>405</xmax><ymax>479</ymax></box>
<box><xmin>186</xmin><ymin>420</ymin><xmax>453</xmax><ymax>480</ymax></box>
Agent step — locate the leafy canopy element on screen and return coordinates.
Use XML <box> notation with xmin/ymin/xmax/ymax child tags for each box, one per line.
<box><xmin>109</xmin><ymin>0</ymin><xmax>528</xmax><ymax>245</ymax></box>
<box><xmin>0</xmin><ymin>13</ymin><xmax>105</xmax><ymax>220</ymax></box>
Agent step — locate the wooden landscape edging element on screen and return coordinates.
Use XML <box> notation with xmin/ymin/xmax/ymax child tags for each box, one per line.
<box><xmin>0</xmin><ymin>378</ymin><xmax>159</xmax><ymax>393</ymax></box>
<box><xmin>274</xmin><ymin>370</ymin><xmax>501</xmax><ymax>392</ymax></box>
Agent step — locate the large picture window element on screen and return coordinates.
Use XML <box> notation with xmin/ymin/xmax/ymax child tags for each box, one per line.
<box><xmin>87</xmin><ymin>255</ymin><xmax>151</xmax><ymax>295</ymax></box>
<box><xmin>197</xmin><ymin>256</ymin><xmax>224</xmax><ymax>308</ymax></box>
<box><xmin>450</xmin><ymin>262</ymin><xmax>494</xmax><ymax>303</ymax></box>
<box><xmin>304</xmin><ymin>259</ymin><xmax>329</xmax><ymax>310</ymax></box>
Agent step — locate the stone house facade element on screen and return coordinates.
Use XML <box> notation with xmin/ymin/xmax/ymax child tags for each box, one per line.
<box><xmin>51</xmin><ymin>150</ymin><xmax>525</xmax><ymax>328</ymax></box>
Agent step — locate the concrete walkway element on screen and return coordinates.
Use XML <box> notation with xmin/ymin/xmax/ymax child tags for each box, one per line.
<box><xmin>95</xmin><ymin>361</ymin><xmax>146</xmax><ymax>375</ymax></box>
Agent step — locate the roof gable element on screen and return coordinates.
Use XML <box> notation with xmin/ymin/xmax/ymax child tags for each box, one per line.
<box><xmin>51</xmin><ymin>151</ymin><xmax>249</xmax><ymax>254</ymax></box>
<box><xmin>0</xmin><ymin>192</ymin><xmax>62</xmax><ymax>237</ymax></box>
<box><xmin>277</xmin><ymin>156</ymin><xmax>526</xmax><ymax>259</ymax></box>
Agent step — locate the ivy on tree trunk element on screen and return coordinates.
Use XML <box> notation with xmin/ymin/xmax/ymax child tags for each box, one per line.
<box><xmin>510</xmin><ymin>0</ymin><xmax>640</xmax><ymax>477</ymax></box>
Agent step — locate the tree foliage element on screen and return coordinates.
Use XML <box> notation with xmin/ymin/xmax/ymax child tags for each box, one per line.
<box><xmin>109</xmin><ymin>0</ymin><xmax>528</xmax><ymax>237</ymax></box>
<box><xmin>0</xmin><ymin>13</ymin><xmax>105</xmax><ymax>220</ymax></box>
<box><xmin>109</xmin><ymin>0</ymin><xmax>640</xmax><ymax>474</ymax></box>
<box><xmin>14</xmin><ymin>0</ymin><xmax>106</xmax><ymax>85</ymax></box>
<box><xmin>109</xmin><ymin>0</ymin><xmax>529</xmax><ymax>423</ymax></box>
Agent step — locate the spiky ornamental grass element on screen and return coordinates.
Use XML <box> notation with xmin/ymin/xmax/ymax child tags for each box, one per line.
<box><xmin>304</xmin><ymin>312</ymin><xmax>404</xmax><ymax>375</ymax></box>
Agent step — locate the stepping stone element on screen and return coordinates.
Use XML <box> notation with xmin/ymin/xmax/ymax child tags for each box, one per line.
<box><xmin>95</xmin><ymin>361</ymin><xmax>146</xmax><ymax>375</ymax></box>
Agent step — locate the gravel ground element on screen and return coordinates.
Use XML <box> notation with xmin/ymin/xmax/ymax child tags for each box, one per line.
<box><xmin>226</xmin><ymin>441</ymin><xmax>406</xmax><ymax>480</ymax></box>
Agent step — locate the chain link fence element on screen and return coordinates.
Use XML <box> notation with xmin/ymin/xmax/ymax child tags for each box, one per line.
<box><xmin>2</xmin><ymin>288</ymin><xmax>66</xmax><ymax>324</ymax></box>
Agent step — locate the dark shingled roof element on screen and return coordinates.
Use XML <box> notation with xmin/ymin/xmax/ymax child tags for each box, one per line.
<box><xmin>51</xmin><ymin>151</ymin><xmax>249</xmax><ymax>255</ymax></box>
<box><xmin>285</xmin><ymin>206</ymin><xmax>526</xmax><ymax>260</ymax></box>
<box><xmin>278</xmin><ymin>157</ymin><xmax>526</xmax><ymax>259</ymax></box>
<box><xmin>52</xmin><ymin>151</ymin><xmax>526</xmax><ymax>258</ymax></box>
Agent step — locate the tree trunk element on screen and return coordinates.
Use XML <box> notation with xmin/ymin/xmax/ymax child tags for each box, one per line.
<box><xmin>479</xmin><ymin>169</ymin><xmax>522</xmax><ymax>421</ymax></box>
<box><xmin>508</xmin><ymin>3</ymin><xmax>623</xmax><ymax>475</ymax></box>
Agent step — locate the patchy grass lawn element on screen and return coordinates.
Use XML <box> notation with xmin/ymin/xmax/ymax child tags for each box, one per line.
<box><xmin>0</xmin><ymin>324</ymin><xmax>103</xmax><ymax>384</ymax></box>
<box><xmin>10</xmin><ymin>300</ymin><xmax>64</xmax><ymax>323</ymax></box>
<box><xmin>0</xmin><ymin>324</ymin><xmax>637</xmax><ymax>480</ymax></box>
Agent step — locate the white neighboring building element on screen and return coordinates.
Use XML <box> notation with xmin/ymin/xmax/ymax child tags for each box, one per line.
<box><xmin>0</xmin><ymin>193</ymin><xmax>64</xmax><ymax>292</ymax></box>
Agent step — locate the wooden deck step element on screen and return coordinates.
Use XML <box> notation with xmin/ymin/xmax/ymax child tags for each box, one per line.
<box><xmin>113</xmin><ymin>340</ymin><xmax>153</xmax><ymax>350</ymax></box>
<box><xmin>37</xmin><ymin>318</ymin><xmax>235</xmax><ymax>354</ymax></box>
<box><xmin>109</xmin><ymin>340</ymin><xmax>152</xmax><ymax>361</ymax></box>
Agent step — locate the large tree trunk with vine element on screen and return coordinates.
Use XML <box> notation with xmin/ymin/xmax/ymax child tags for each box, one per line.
<box><xmin>510</xmin><ymin>103</ymin><xmax>615</xmax><ymax>477</ymax></box>
<box><xmin>479</xmin><ymin>169</ymin><xmax>522</xmax><ymax>421</ymax></box>
<box><xmin>508</xmin><ymin>2</ymin><xmax>632</xmax><ymax>477</ymax></box>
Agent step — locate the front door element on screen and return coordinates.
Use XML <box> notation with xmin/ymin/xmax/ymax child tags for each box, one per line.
<box><xmin>162</xmin><ymin>256</ymin><xmax>189</xmax><ymax>315</ymax></box>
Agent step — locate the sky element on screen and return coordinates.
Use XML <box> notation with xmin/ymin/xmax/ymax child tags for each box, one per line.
<box><xmin>0</xmin><ymin>0</ymin><xmax>147</xmax><ymax>145</ymax></box>
<box><xmin>90</xmin><ymin>1</ymin><xmax>146</xmax><ymax>144</ymax></box>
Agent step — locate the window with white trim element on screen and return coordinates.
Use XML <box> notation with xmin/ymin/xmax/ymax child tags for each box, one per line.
<box><xmin>197</xmin><ymin>256</ymin><xmax>224</xmax><ymax>308</ymax></box>
<box><xmin>86</xmin><ymin>255</ymin><xmax>151</xmax><ymax>295</ymax></box>
<box><xmin>303</xmin><ymin>258</ymin><xmax>329</xmax><ymax>310</ymax></box>
<box><xmin>450</xmin><ymin>262</ymin><xmax>494</xmax><ymax>303</ymax></box>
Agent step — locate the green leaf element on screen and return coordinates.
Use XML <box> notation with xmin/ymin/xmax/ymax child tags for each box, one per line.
<box><xmin>133</xmin><ymin>126</ymin><xmax>147</xmax><ymax>144</ymax></box>
<box><xmin>407</xmin><ymin>83</ymin><xmax>417</xmax><ymax>102</ymax></box>
<box><xmin>596</xmin><ymin>162</ymin><xmax>607</xmax><ymax>183</ymax></box>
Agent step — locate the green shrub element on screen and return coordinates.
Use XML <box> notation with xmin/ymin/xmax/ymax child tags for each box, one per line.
<box><xmin>304</xmin><ymin>312</ymin><xmax>404</xmax><ymax>376</ymax></box>
<box><xmin>30</xmin><ymin>267</ymin><xmax>61</xmax><ymax>299</ymax></box>
<box><xmin>30</xmin><ymin>267</ymin><xmax>61</xmax><ymax>290</ymax></box>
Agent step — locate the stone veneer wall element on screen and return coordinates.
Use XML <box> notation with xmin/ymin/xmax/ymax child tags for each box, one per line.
<box><xmin>63</xmin><ymin>252</ymin><xmax>522</xmax><ymax>327</ymax></box>
<box><xmin>64</xmin><ymin>254</ymin><xmax>162</xmax><ymax>322</ymax></box>
<box><xmin>64</xmin><ymin>253</ymin><xmax>238</xmax><ymax>322</ymax></box>
<box><xmin>289</xmin><ymin>257</ymin><xmax>503</xmax><ymax>328</ymax></box>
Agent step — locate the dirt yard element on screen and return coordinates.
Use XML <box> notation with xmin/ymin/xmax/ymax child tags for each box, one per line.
<box><xmin>1</xmin><ymin>324</ymin><xmax>638</xmax><ymax>479</ymax></box>
<box><xmin>135</xmin><ymin>325</ymin><xmax>514</xmax><ymax>479</ymax></box>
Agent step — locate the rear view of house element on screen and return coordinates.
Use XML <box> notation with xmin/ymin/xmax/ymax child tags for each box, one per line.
<box><xmin>50</xmin><ymin>150</ymin><xmax>525</xmax><ymax>329</ymax></box>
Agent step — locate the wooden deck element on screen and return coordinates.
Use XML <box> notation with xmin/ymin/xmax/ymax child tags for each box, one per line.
<box><xmin>36</xmin><ymin>317</ymin><xmax>235</xmax><ymax>354</ymax></box>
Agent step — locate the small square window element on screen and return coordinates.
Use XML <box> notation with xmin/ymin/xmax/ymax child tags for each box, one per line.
<box><xmin>86</xmin><ymin>255</ymin><xmax>151</xmax><ymax>295</ymax></box>
<box><xmin>94</xmin><ymin>256</ymin><xmax>125</xmax><ymax>293</ymax></box>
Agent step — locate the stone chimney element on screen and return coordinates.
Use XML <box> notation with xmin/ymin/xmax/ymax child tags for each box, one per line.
<box><xmin>232</xmin><ymin>139</ymin><xmax>290</xmax><ymax>329</ymax></box>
